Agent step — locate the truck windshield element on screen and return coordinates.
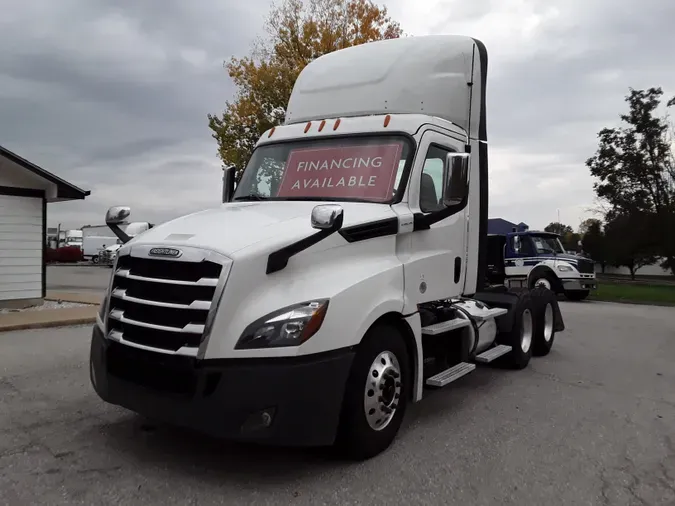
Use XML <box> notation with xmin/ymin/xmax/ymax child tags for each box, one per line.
<box><xmin>233</xmin><ymin>135</ymin><xmax>413</xmax><ymax>204</ymax></box>
<box><xmin>530</xmin><ymin>235</ymin><xmax>565</xmax><ymax>254</ymax></box>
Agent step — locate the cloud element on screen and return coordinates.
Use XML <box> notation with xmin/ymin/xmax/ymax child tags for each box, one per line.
<box><xmin>1</xmin><ymin>0</ymin><xmax>674</xmax><ymax>232</ymax></box>
<box><xmin>390</xmin><ymin>0</ymin><xmax>675</xmax><ymax>227</ymax></box>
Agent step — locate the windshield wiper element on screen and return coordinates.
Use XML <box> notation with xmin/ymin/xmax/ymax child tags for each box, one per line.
<box><xmin>233</xmin><ymin>194</ymin><xmax>269</xmax><ymax>201</ymax></box>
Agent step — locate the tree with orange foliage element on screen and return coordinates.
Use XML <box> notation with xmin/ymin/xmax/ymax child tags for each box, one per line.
<box><xmin>207</xmin><ymin>0</ymin><xmax>404</xmax><ymax>177</ymax></box>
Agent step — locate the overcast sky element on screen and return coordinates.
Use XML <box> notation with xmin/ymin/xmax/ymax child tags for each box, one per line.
<box><xmin>1</xmin><ymin>0</ymin><xmax>674</xmax><ymax>230</ymax></box>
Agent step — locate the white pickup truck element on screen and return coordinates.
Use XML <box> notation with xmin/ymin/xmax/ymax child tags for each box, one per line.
<box><xmin>90</xmin><ymin>34</ymin><xmax>565</xmax><ymax>460</ymax></box>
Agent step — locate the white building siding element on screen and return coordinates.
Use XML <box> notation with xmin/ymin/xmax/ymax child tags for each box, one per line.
<box><xmin>0</xmin><ymin>194</ymin><xmax>43</xmax><ymax>301</ymax></box>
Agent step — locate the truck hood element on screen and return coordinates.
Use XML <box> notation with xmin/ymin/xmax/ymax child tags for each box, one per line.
<box><xmin>539</xmin><ymin>253</ymin><xmax>590</xmax><ymax>264</ymax></box>
<box><xmin>126</xmin><ymin>201</ymin><xmax>397</xmax><ymax>257</ymax></box>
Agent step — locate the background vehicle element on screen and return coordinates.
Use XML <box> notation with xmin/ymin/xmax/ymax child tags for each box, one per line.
<box><xmin>98</xmin><ymin>222</ymin><xmax>153</xmax><ymax>266</ymax></box>
<box><xmin>62</xmin><ymin>229</ymin><xmax>82</xmax><ymax>249</ymax></box>
<box><xmin>83</xmin><ymin>236</ymin><xmax>115</xmax><ymax>264</ymax></box>
<box><xmin>90</xmin><ymin>34</ymin><xmax>565</xmax><ymax>460</ymax></box>
<box><xmin>487</xmin><ymin>230</ymin><xmax>597</xmax><ymax>301</ymax></box>
<box><xmin>98</xmin><ymin>243</ymin><xmax>121</xmax><ymax>267</ymax></box>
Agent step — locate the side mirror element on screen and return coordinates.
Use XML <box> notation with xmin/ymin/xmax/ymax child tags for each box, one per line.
<box><xmin>441</xmin><ymin>153</ymin><xmax>470</xmax><ymax>206</ymax></box>
<box><xmin>105</xmin><ymin>206</ymin><xmax>131</xmax><ymax>225</ymax></box>
<box><xmin>222</xmin><ymin>166</ymin><xmax>236</xmax><ymax>203</ymax></box>
<box><xmin>105</xmin><ymin>206</ymin><xmax>132</xmax><ymax>244</ymax></box>
<box><xmin>311</xmin><ymin>204</ymin><xmax>344</xmax><ymax>231</ymax></box>
<box><xmin>513</xmin><ymin>235</ymin><xmax>521</xmax><ymax>254</ymax></box>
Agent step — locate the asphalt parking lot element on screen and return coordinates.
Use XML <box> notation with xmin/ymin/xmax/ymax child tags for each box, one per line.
<box><xmin>46</xmin><ymin>264</ymin><xmax>112</xmax><ymax>294</ymax></box>
<box><xmin>1</xmin><ymin>301</ymin><xmax>674</xmax><ymax>505</ymax></box>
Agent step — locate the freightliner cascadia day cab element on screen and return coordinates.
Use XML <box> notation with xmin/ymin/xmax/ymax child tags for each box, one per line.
<box><xmin>90</xmin><ymin>34</ymin><xmax>565</xmax><ymax>460</ymax></box>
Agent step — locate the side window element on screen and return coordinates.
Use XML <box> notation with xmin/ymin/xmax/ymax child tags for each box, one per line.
<box><xmin>419</xmin><ymin>144</ymin><xmax>455</xmax><ymax>213</ymax></box>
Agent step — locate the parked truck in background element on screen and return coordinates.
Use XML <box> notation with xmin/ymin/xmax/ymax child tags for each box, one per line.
<box><xmin>487</xmin><ymin>230</ymin><xmax>597</xmax><ymax>301</ymax></box>
<box><xmin>61</xmin><ymin>229</ymin><xmax>82</xmax><ymax>249</ymax></box>
<box><xmin>90</xmin><ymin>34</ymin><xmax>566</xmax><ymax>460</ymax></box>
<box><xmin>83</xmin><ymin>236</ymin><xmax>116</xmax><ymax>263</ymax></box>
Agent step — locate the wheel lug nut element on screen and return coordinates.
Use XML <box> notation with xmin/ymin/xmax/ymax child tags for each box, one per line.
<box><xmin>391</xmin><ymin>371</ymin><xmax>400</xmax><ymax>379</ymax></box>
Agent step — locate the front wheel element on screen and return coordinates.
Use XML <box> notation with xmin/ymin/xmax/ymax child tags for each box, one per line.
<box><xmin>565</xmin><ymin>290</ymin><xmax>589</xmax><ymax>301</ymax></box>
<box><xmin>336</xmin><ymin>323</ymin><xmax>410</xmax><ymax>461</ymax></box>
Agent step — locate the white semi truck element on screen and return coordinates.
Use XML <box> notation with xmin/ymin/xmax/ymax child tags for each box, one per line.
<box><xmin>90</xmin><ymin>34</ymin><xmax>565</xmax><ymax>460</ymax></box>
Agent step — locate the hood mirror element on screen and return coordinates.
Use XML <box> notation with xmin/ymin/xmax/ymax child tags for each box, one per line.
<box><xmin>311</xmin><ymin>204</ymin><xmax>344</xmax><ymax>231</ymax></box>
<box><xmin>222</xmin><ymin>166</ymin><xmax>237</xmax><ymax>203</ymax></box>
<box><xmin>105</xmin><ymin>206</ymin><xmax>131</xmax><ymax>225</ymax></box>
<box><xmin>105</xmin><ymin>206</ymin><xmax>132</xmax><ymax>244</ymax></box>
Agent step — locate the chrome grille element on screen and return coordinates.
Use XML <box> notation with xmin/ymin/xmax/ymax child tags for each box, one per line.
<box><xmin>104</xmin><ymin>247</ymin><xmax>228</xmax><ymax>354</ymax></box>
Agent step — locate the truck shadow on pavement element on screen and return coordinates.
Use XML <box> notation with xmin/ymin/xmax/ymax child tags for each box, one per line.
<box><xmin>86</xmin><ymin>364</ymin><xmax>520</xmax><ymax>481</ymax></box>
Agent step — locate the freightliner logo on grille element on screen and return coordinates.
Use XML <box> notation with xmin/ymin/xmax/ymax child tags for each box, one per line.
<box><xmin>148</xmin><ymin>247</ymin><xmax>182</xmax><ymax>258</ymax></box>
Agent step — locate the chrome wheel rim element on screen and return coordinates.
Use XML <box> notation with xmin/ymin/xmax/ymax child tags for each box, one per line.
<box><xmin>543</xmin><ymin>303</ymin><xmax>554</xmax><ymax>342</ymax></box>
<box><xmin>364</xmin><ymin>351</ymin><xmax>401</xmax><ymax>431</ymax></box>
<box><xmin>520</xmin><ymin>309</ymin><xmax>533</xmax><ymax>353</ymax></box>
<box><xmin>535</xmin><ymin>278</ymin><xmax>551</xmax><ymax>290</ymax></box>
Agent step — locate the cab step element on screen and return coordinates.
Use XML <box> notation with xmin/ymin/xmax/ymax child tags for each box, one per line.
<box><xmin>425</xmin><ymin>362</ymin><xmax>476</xmax><ymax>387</ymax></box>
<box><xmin>421</xmin><ymin>318</ymin><xmax>471</xmax><ymax>336</ymax></box>
<box><xmin>475</xmin><ymin>344</ymin><xmax>512</xmax><ymax>364</ymax></box>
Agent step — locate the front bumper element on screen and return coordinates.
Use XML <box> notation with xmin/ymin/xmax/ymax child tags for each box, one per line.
<box><xmin>562</xmin><ymin>278</ymin><xmax>597</xmax><ymax>291</ymax></box>
<box><xmin>90</xmin><ymin>325</ymin><xmax>355</xmax><ymax>446</ymax></box>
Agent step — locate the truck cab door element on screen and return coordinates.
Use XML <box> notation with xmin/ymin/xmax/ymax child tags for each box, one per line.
<box><xmin>402</xmin><ymin>130</ymin><xmax>469</xmax><ymax>306</ymax></box>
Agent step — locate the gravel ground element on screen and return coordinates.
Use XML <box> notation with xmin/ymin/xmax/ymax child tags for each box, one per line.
<box><xmin>0</xmin><ymin>300</ymin><xmax>92</xmax><ymax>314</ymax></box>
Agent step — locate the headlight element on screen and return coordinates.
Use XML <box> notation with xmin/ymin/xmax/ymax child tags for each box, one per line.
<box><xmin>557</xmin><ymin>264</ymin><xmax>574</xmax><ymax>272</ymax></box>
<box><xmin>235</xmin><ymin>300</ymin><xmax>329</xmax><ymax>349</ymax></box>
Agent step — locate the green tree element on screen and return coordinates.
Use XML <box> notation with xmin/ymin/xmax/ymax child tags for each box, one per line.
<box><xmin>207</xmin><ymin>0</ymin><xmax>404</xmax><ymax>180</ymax></box>
<box><xmin>544</xmin><ymin>222</ymin><xmax>579</xmax><ymax>251</ymax></box>
<box><xmin>580</xmin><ymin>219</ymin><xmax>606</xmax><ymax>272</ymax></box>
<box><xmin>586</xmin><ymin>87</ymin><xmax>675</xmax><ymax>273</ymax></box>
<box><xmin>544</xmin><ymin>222</ymin><xmax>573</xmax><ymax>236</ymax></box>
<box><xmin>604</xmin><ymin>212</ymin><xmax>658</xmax><ymax>280</ymax></box>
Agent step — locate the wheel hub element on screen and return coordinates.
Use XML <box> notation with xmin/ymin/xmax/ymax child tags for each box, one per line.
<box><xmin>520</xmin><ymin>308</ymin><xmax>533</xmax><ymax>353</ymax></box>
<box><xmin>535</xmin><ymin>278</ymin><xmax>551</xmax><ymax>290</ymax></box>
<box><xmin>364</xmin><ymin>351</ymin><xmax>402</xmax><ymax>431</ymax></box>
<box><xmin>543</xmin><ymin>303</ymin><xmax>554</xmax><ymax>342</ymax></box>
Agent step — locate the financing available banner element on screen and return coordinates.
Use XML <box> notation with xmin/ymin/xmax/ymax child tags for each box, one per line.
<box><xmin>276</xmin><ymin>143</ymin><xmax>402</xmax><ymax>202</ymax></box>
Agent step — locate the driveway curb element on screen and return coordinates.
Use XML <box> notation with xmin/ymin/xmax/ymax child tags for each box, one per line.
<box><xmin>0</xmin><ymin>316</ymin><xmax>97</xmax><ymax>333</ymax></box>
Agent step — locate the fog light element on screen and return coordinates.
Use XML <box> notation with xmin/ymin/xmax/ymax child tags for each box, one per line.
<box><xmin>241</xmin><ymin>407</ymin><xmax>276</xmax><ymax>434</ymax></box>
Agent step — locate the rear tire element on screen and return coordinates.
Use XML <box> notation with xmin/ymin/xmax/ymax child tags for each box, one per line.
<box><xmin>565</xmin><ymin>290</ymin><xmax>589</xmax><ymax>301</ymax></box>
<box><xmin>530</xmin><ymin>286</ymin><xmax>557</xmax><ymax>356</ymax></box>
<box><xmin>497</xmin><ymin>291</ymin><xmax>533</xmax><ymax>370</ymax></box>
<box><xmin>335</xmin><ymin>323</ymin><xmax>410</xmax><ymax>461</ymax></box>
<box><xmin>92</xmin><ymin>255</ymin><xmax>99</xmax><ymax>264</ymax></box>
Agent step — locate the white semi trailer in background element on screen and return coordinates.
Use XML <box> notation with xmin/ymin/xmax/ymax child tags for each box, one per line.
<box><xmin>90</xmin><ymin>34</ymin><xmax>565</xmax><ymax>460</ymax></box>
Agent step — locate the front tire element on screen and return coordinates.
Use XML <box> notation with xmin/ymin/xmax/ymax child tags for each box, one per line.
<box><xmin>336</xmin><ymin>323</ymin><xmax>410</xmax><ymax>461</ymax></box>
<box><xmin>565</xmin><ymin>290</ymin><xmax>589</xmax><ymax>301</ymax></box>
